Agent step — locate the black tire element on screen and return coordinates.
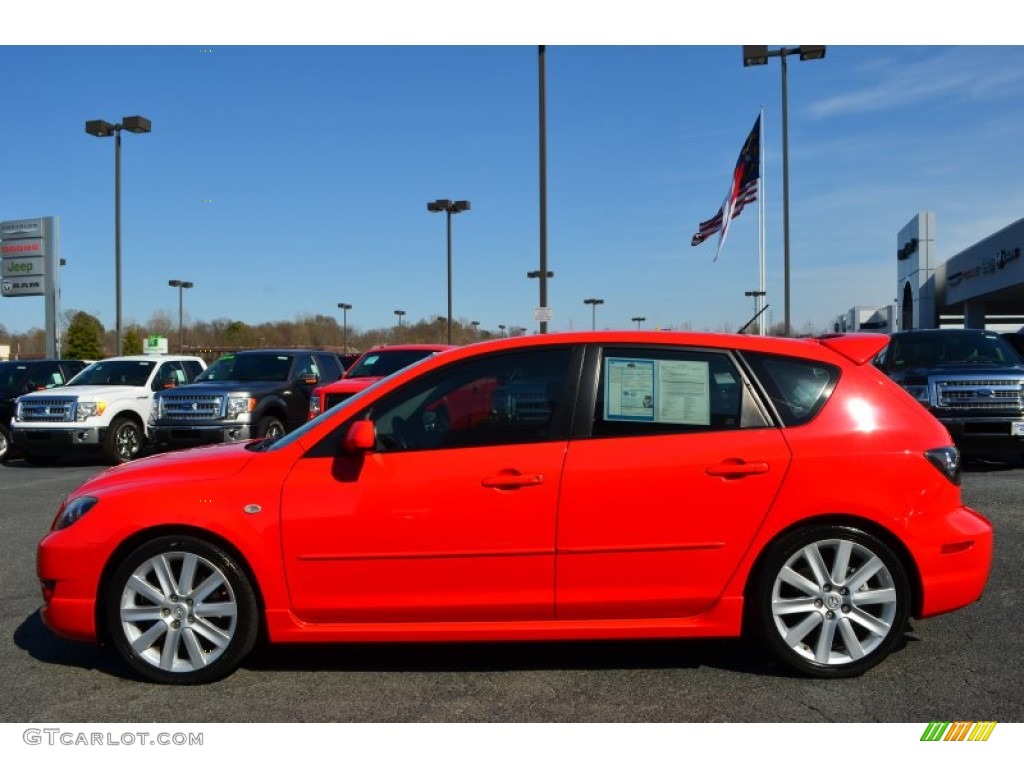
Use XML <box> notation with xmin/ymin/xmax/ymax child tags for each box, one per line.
<box><xmin>103</xmin><ymin>415</ymin><xmax>143</xmax><ymax>464</ymax></box>
<box><xmin>0</xmin><ymin>425</ymin><xmax>11</xmax><ymax>464</ymax></box>
<box><xmin>256</xmin><ymin>415</ymin><xmax>285</xmax><ymax>440</ymax></box>
<box><xmin>751</xmin><ymin>524</ymin><xmax>910</xmax><ymax>678</ymax></box>
<box><xmin>104</xmin><ymin>535</ymin><xmax>258</xmax><ymax>685</ymax></box>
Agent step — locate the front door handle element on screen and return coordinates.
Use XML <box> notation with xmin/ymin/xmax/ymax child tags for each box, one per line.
<box><xmin>705</xmin><ymin>460</ymin><xmax>770</xmax><ymax>478</ymax></box>
<box><xmin>481</xmin><ymin>472</ymin><xmax>544</xmax><ymax>489</ymax></box>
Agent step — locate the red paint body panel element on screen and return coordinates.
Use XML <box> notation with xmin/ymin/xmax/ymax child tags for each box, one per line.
<box><xmin>36</xmin><ymin>331</ymin><xmax>993</xmax><ymax>657</ymax></box>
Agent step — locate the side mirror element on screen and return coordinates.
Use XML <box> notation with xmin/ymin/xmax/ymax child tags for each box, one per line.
<box><xmin>343</xmin><ymin>420</ymin><xmax>376</xmax><ymax>453</ymax></box>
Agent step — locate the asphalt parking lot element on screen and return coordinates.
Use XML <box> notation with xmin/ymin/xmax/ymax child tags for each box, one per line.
<box><xmin>2</xmin><ymin>455</ymin><xmax>1021</xmax><ymax>723</ymax></box>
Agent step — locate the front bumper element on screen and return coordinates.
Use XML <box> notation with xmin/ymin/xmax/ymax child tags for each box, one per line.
<box><xmin>936</xmin><ymin>414</ymin><xmax>1024</xmax><ymax>456</ymax></box>
<box><xmin>150</xmin><ymin>423</ymin><xmax>254</xmax><ymax>446</ymax></box>
<box><xmin>11</xmin><ymin>426</ymin><xmax>105</xmax><ymax>453</ymax></box>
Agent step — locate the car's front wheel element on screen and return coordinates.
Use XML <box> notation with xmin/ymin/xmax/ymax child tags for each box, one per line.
<box><xmin>752</xmin><ymin>525</ymin><xmax>910</xmax><ymax>678</ymax></box>
<box><xmin>103</xmin><ymin>416</ymin><xmax>143</xmax><ymax>464</ymax></box>
<box><xmin>105</xmin><ymin>535</ymin><xmax>258</xmax><ymax>684</ymax></box>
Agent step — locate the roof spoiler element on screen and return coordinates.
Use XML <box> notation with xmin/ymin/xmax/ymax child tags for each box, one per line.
<box><xmin>817</xmin><ymin>333</ymin><xmax>889</xmax><ymax>365</ymax></box>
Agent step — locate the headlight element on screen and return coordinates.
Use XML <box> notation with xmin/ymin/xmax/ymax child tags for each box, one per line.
<box><xmin>902</xmin><ymin>384</ymin><xmax>930</xmax><ymax>404</ymax></box>
<box><xmin>226</xmin><ymin>396</ymin><xmax>256</xmax><ymax>419</ymax></box>
<box><xmin>53</xmin><ymin>496</ymin><xmax>99</xmax><ymax>531</ymax></box>
<box><xmin>309</xmin><ymin>395</ymin><xmax>321</xmax><ymax>417</ymax></box>
<box><xmin>75</xmin><ymin>400</ymin><xmax>106</xmax><ymax>421</ymax></box>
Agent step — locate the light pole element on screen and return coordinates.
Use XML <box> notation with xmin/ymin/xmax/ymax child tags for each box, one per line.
<box><xmin>632</xmin><ymin>316</ymin><xmax>646</xmax><ymax>330</ymax></box>
<box><xmin>584</xmin><ymin>297</ymin><xmax>604</xmax><ymax>331</ymax></box>
<box><xmin>426</xmin><ymin>198</ymin><xmax>470</xmax><ymax>345</ymax></box>
<box><xmin>337</xmin><ymin>302</ymin><xmax>352</xmax><ymax>351</ymax></box>
<box><xmin>742</xmin><ymin>46</ymin><xmax>825</xmax><ymax>337</ymax></box>
<box><xmin>86</xmin><ymin>115</ymin><xmax>152</xmax><ymax>355</ymax></box>
<box><xmin>470</xmin><ymin>320</ymin><xmax>480</xmax><ymax>339</ymax></box>
<box><xmin>394</xmin><ymin>309</ymin><xmax>406</xmax><ymax>341</ymax></box>
<box><xmin>168</xmin><ymin>279</ymin><xmax>193</xmax><ymax>353</ymax></box>
<box><xmin>498</xmin><ymin>324</ymin><xmax>506</xmax><ymax>338</ymax></box>
<box><xmin>538</xmin><ymin>45</ymin><xmax>550</xmax><ymax>335</ymax></box>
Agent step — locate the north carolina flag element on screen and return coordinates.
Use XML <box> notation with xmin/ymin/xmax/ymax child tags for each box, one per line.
<box><xmin>691</xmin><ymin>115</ymin><xmax>761</xmax><ymax>260</ymax></box>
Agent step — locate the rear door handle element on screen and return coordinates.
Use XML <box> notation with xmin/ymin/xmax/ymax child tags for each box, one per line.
<box><xmin>481</xmin><ymin>473</ymin><xmax>544</xmax><ymax>489</ymax></box>
<box><xmin>705</xmin><ymin>461</ymin><xmax>770</xmax><ymax>478</ymax></box>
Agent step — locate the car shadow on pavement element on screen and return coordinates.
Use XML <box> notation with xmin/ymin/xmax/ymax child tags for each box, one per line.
<box><xmin>242</xmin><ymin>636</ymin><xmax>832</xmax><ymax>679</ymax></box>
<box><xmin>14</xmin><ymin>611</ymin><xmax>128</xmax><ymax>678</ymax></box>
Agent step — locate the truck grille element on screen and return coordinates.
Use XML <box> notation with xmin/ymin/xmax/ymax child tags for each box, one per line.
<box><xmin>19</xmin><ymin>398</ymin><xmax>75</xmax><ymax>422</ymax></box>
<box><xmin>159</xmin><ymin>394</ymin><xmax>225</xmax><ymax>420</ymax></box>
<box><xmin>935</xmin><ymin>377</ymin><xmax>1024</xmax><ymax>410</ymax></box>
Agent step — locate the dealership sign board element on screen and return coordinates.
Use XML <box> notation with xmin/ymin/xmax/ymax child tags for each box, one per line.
<box><xmin>1</xmin><ymin>218</ymin><xmax>56</xmax><ymax>297</ymax></box>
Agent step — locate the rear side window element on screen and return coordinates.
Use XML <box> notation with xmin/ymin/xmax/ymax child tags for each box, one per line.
<box><xmin>744</xmin><ymin>352</ymin><xmax>839</xmax><ymax>426</ymax></box>
<box><xmin>591</xmin><ymin>347</ymin><xmax>764</xmax><ymax>437</ymax></box>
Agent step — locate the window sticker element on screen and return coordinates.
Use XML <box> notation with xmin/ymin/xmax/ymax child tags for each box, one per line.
<box><xmin>604</xmin><ymin>357</ymin><xmax>711</xmax><ymax>425</ymax></box>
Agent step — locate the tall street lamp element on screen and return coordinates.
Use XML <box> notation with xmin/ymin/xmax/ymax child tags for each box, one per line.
<box><xmin>86</xmin><ymin>115</ymin><xmax>152</xmax><ymax>355</ymax></box>
<box><xmin>742</xmin><ymin>45</ymin><xmax>825</xmax><ymax>337</ymax></box>
<box><xmin>394</xmin><ymin>309</ymin><xmax>406</xmax><ymax>341</ymax></box>
<box><xmin>426</xmin><ymin>198</ymin><xmax>470</xmax><ymax>345</ymax></box>
<box><xmin>584</xmin><ymin>297</ymin><xmax>604</xmax><ymax>331</ymax></box>
<box><xmin>337</xmin><ymin>302</ymin><xmax>352</xmax><ymax>351</ymax></box>
<box><xmin>168</xmin><ymin>280</ymin><xmax>193</xmax><ymax>353</ymax></box>
<box><xmin>470</xmin><ymin>320</ymin><xmax>480</xmax><ymax>339</ymax></box>
<box><xmin>498</xmin><ymin>324</ymin><xmax>506</xmax><ymax>338</ymax></box>
<box><xmin>632</xmin><ymin>316</ymin><xmax>646</xmax><ymax>330</ymax></box>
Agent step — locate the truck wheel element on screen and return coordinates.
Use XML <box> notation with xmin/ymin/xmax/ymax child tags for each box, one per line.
<box><xmin>0</xmin><ymin>426</ymin><xmax>10</xmax><ymax>464</ymax></box>
<box><xmin>256</xmin><ymin>416</ymin><xmax>285</xmax><ymax>440</ymax></box>
<box><xmin>104</xmin><ymin>416</ymin><xmax>144</xmax><ymax>464</ymax></box>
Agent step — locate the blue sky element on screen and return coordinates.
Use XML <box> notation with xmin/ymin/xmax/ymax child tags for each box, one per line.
<box><xmin>3</xmin><ymin>11</ymin><xmax>1023</xmax><ymax>338</ymax></box>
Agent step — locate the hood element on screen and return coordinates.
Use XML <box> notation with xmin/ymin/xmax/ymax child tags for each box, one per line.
<box><xmin>321</xmin><ymin>377</ymin><xmax>382</xmax><ymax>394</ymax></box>
<box><xmin>72</xmin><ymin>441</ymin><xmax>258</xmax><ymax>496</ymax></box>
<box><xmin>160</xmin><ymin>380</ymin><xmax>284</xmax><ymax>396</ymax></box>
<box><xmin>18</xmin><ymin>384</ymin><xmax>144</xmax><ymax>402</ymax></box>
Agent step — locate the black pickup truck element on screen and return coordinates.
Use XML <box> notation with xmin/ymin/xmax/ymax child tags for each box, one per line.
<box><xmin>149</xmin><ymin>349</ymin><xmax>343</xmax><ymax>449</ymax></box>
<box><xmin>0</xmin><ymin>358</ymin><xmax>89</xmax><ymax>462</ymax></box>
<box><xmin>874</xmin><ymin>329</ymin><xmax>1024</xmax><ymax>462</ymax></box>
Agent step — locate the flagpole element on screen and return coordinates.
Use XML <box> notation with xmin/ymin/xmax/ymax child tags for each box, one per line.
<box><xmin>759</xmin><ymin>105</ymin><xmax>766</xmax><ymax>335</ymax></box>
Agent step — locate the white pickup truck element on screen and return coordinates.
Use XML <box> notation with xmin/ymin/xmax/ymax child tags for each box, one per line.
<box><xmin>11</xmin><ymin>355</ymin><xmax>206</xmax><ymax>464</ymax></box>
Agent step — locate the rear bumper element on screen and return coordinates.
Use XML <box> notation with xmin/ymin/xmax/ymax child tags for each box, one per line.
<box><xmin>903</xmin><ymin>504</ymin><xmax>993</xmax><ymax>619</ymax></box>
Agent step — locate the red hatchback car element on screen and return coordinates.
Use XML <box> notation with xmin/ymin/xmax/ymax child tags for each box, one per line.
<box><xmin>37</xmin><ymin>332</ymin><xmax>992</xmax><ymax>684</ymax></box>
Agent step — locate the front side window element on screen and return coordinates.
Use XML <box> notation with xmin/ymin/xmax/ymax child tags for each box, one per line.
<box><xmin>362</xmin><ymin>347</ymin><xmax>574</xmax><ymax>452</ymax></box>
<box><xmin>591</xmin><ymin>347</ymin><xmax>755</xmax><ymax>437</ymax></box>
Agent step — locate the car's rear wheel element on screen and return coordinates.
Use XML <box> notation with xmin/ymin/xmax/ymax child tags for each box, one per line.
<box><xmin>105</xmin><ymin>535</ymin><xmax>258</xmax><ymax>685</ymax></box>
<box><xmin>104</xmin><ymin>416</ymin><xmax>143</xmax><ymax>464</ymax></box>
<box><xmin>753</xmin><ymin>525</ymin><xmax>910</xmax><ymax>678</ymax></box>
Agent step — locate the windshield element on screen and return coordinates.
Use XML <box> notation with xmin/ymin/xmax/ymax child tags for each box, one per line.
<box><xmin>66</xmin><ymin>360</ymin><xmax>156</xmax><ymax>387</ymax></box>
<box><xmin>265</xmin><ymin>356</ymin><xmax>437</xmax><ymax>453</ymax></box>
<box><xmin>887</xmin><ymin>333</ymin><xmax>1021</xmax><ymax>370</ymax></box>
<box><xmin>345</xmin><ymin>349</ymin><xmax>439</xmax><ymax>379</ymax></box>
<box><xmin>197</xmin><ymin>354</ymin><xmax>294</xmax><ymax>382</ymax></box>
<box><xmin>0</xmin><ymin>362</ymin><xmax>30</xmax><ymax>389</ymax></box>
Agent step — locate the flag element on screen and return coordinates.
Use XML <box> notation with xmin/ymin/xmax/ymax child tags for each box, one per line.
<box><xmin>691</xmin><ymin>115</ymin><xmax>761</xmax><ymax>260</ymax></box>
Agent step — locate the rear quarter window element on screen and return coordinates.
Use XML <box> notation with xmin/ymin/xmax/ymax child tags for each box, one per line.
<box><xmin>743</xmin><ymin>352</ymin><xmax>839</xmax><ymax>426</ymax></box>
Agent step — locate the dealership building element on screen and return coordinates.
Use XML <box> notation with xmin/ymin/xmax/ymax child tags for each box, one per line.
<box><xmin>897</xmin><ymin>212</ymin><xmax>1024</xmax><ymax>331</ymax></box>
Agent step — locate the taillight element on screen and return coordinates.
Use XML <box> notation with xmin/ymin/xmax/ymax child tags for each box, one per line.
<box><xmin>925</xmin><ymin>446</ymin><xmax>961</xmax><ymax>486</ymax></box>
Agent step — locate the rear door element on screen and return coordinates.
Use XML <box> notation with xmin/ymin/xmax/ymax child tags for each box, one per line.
<box><xmin>555</xmin><ymin>343</ymin><xmax>791</xmax><ymax>619</ymax></box>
